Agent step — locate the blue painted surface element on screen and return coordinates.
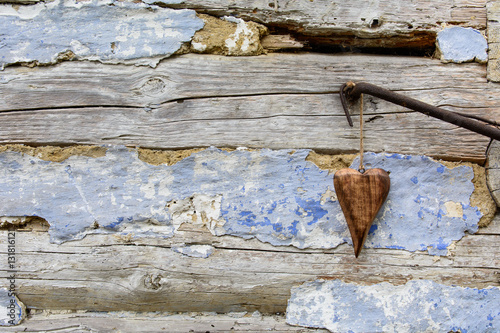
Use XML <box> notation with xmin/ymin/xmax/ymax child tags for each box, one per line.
<box><xmin>356</xmin><ymin>152</ymin><xmax>480</xmax><ymax>255</ymax></box>
<box><xmin>437</xmin><ymin>26</ymin><xmax>488</xmax><ymax>63</ymax></box>
<box><xmin>0</xmin><ymin>0</ymin><xmax>203</xmax><ymax>69</ymax></box>
<box><xmin>0</xmin><ymin>147</ymin><xmax>482</xmax><ymax>255</ymax></box>
<box><xmin>286</xmin><ymin>279</ymin><xmax>500</xmax><ymax>333</ymax></box>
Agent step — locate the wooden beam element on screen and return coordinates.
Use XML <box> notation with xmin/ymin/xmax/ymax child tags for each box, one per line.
<box><xmin>0</xmin><ymin>311</ymin><xmax>328</xmax><ymax>332</ymax></box>
<box><xmin>164</xmin><ymin>0</ymin><xmax>487</xmax><ymax>48</ymax></box>
<box><xmin>2</xmin><ymin>213</ymin><xmax>499</xmax><ymax>313</ymax></box>
<box><xmin>261</xmin><ymin>35</ymin><xmax>304</xmax><ymax>50</ymax></box>
<box><xmin>0</xmin><ymin>54</ymin><xmax>496</xmax><ymax>162</ymax></box>
<box><xmin>488</xmin><ymin>0</ymin><xmax>500</xmax><ymax>81</ymax></box>
<box><xmin>487</xmin><ymin>140</ymin><xmax>500</xmax><ymax>206</ymax></box>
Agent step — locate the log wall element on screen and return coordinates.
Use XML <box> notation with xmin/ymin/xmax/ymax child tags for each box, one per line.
<box><xmin>0</xmin><ymin>0</ymin><xmax>499</xmax><ymax>331</ymax></box>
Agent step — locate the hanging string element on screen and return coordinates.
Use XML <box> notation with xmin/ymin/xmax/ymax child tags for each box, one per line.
<box><xmin>359</xmin><ymin>93</ymin><xmax>364</xmax><ymax>172</ymax></box>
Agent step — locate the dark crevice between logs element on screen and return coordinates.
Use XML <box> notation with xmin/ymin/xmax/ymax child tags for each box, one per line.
<box><xmin>0</xmin><ymin>216</ymin><xmax>50</xmax><ymax>232</ymax></box>
<box><xmin>265</xmin><ymin>26</ymin><xmax>436</xmax><ymax>57</ymax></box>
<box><xmin>147</xmin><ymin>3</ymin><xmax>438</xmax><ymax>57</ymax></box>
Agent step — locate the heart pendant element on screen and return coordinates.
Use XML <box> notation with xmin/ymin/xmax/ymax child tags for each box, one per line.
<box><xmin>333</xmin><ymin>168</ymin><xmax>390</xmax><ymax>257</ymax></box>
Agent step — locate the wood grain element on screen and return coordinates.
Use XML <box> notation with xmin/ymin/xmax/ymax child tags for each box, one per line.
<box><xmin>334</xmin><ymin>168</ymin><xmax>390</xmax><ymax>257</ymax></box>
<box><xmin>488</xmin><ymin>0</ymin><xmax>500</xmax><ymax>82</ymax></box>
<box><xmin>165</xmin><ymin>0</ymin><xmax>487</xmax><ymax>48</ymax></box>
<box><xmin>0</xmin><ymin>2</ymin><xmax>496</xmax><ymax>329</ymax></box>
<box><xmin>0</xmin><ymin>311</ymin><xmax>328</xmax><ymax>332</ymax></box>
<box><xmin>487</xmin><ymin>140</ymin><xmax>500</xmax><ymax>206</ymax></box>
<box><xmin>0</xmin><ymin>53</ymin><xmax>496</xmax><ymax>162</ymax></box>
<box><xmin>1</xmin><ymin>212</ymin><xmax>498</xmax><ymax>314</ymax></box>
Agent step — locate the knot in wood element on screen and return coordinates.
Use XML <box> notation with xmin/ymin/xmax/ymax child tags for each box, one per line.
<box><xmin>143</xmin><ymin>273</ymin><xmax>163</xmax><ymax>290</ymax></box>
<box><xmin>139</xmin><ymin>76</ymin><xmax>169</xmax><ymax>96</ymax></box>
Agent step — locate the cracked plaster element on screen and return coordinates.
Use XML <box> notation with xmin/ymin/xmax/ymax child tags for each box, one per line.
<box><xmin>0</xmin><ymin>146</ymin><xmax>490</xmax><ymax>256</ymax></box>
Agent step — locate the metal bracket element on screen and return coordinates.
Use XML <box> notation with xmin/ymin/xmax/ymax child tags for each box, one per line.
<box><xmin>340</xmin><ymin>81</ymin><xmax>500</xmax><ymax>141</ymax></box>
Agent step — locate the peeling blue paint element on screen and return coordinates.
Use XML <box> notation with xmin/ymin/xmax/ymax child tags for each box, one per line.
<box><xmin>358</xmin><ymin>152</ymin><xmax>480</xmax><ymax>255</ymax></box>
<box><xmin>0</xmin><ymin>0</ymin><xmax>204</xmax><ymax>69</ymax></box>
<box><xmin>437</xmin><ymin>26</ymin><xmax>488</xmax><ymax>63</ymax></box>
<box><xmin>0</xmin><ymin>148</ymin><xmax>482</xmax><ymax>255</ymax></box>
<box><xmin>0</xmin><ymin>289</ymin><xmax>25</xmax><ymax>326</ymax></box>
<box><xmin>368</xmin><ymin>224</ymin><xmax>377</xmax><ymax>235</ymax></box>
<box><xmin>294</xmin><ymin>197</ymin><xmax>328</xmax><ymax>225</ymax></box>
<box><xmin>286</xmin><ymin>279</ymin><xmax>500</xmax><ymax>333</ymax></box>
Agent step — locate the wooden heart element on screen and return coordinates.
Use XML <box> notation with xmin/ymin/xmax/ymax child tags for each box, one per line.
<box><xmin>334</xmin><ymin>168</ymin><xmax>390</xmax><ymax>257</ymax></box>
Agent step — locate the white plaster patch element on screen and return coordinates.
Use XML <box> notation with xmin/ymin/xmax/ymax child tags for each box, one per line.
<box><xmin>292</xmin><ymin>223</ymin><xmax>348</xmax><ymax>249</ymax></box>
<box><xmin>112</xmin><ymin>218</ymin><xmax>176</xmax><ymax>238</ymax></box>
<box><xmin>172</xmin><ymin>244</ymin><xmax>215</xmax><ymax>258</ymax></box>
<box><xmin>223</xmin><ymin>16</ymin><xmax>257</xmax><ymax>55</ymax></box>
<box><xmin>191</xmin><ymin>41</ymin><xmax>207</xmax><ymax>52</ymax></box>
<box><xmin>0</xmin><ymin>216</ymin><xmax>30</xmax><ymax>227</ymax></box>
<box><xmin>166</xmin><ymin>194</ymin><xmax>225</xmax><ymax>235</ymax></box>
<box><xmin>0</xmin><ymin>1</ymin><xmax>50</xmax><ymax>19</ymax></box>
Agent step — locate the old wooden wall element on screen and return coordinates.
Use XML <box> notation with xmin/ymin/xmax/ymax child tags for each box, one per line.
<box><xmin>0</xmin><ymin>0</ymin><xmax>499</xmax><ymax>332</ymax></box>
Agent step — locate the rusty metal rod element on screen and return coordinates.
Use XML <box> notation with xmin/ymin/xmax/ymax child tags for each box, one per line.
<box><xmin>340</xmin><ymin>81</ymin><xmax>500</xmax><ymax>141</ymax></box>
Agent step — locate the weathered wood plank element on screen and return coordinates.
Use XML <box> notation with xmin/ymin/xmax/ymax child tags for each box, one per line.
<box><xmin>1</xmin><ymin>311</ymin><xmax>328</xmax><ymax>332</ymax></box>
<box><xmin>261</xmin><ymin>34</ymin><xmax>304</xmax><ymax>50</ymax></box>
<box><xmin>0</xmin><ymin>100</ymin><xmax>491</xmax><ymax>161</ymax></box>
<box><xmin>0</xmin><ymin>54</ymin><xmax>496</xmax><ymax>161</ymax></box>
<box><xmin>1</xmin><ymin>54</ymin><xmax>491</xmax><ymax>110</ymax></box>
<box><xmin>487</xmin><ymin>140</ymin><xmax>500</xmax><ymax>206</ymax></box>
<box><xmin>488</xmin><ymin>0</ymin><xmax>500</xmax><ymax>81</ymax></box>
<box><xmin>477</xmin><ymin>211</ymin><xmax>500</xmax><ymax>234</ymax></box>
<box><xmin>1</xmin><ymin>212</ymin><xmax>498</xmax><ymax>314</ymax></box>
<box><xmin>162</xmin><ymin>0</ymin><xmax>487</xmax><ymax>48</ymax></box>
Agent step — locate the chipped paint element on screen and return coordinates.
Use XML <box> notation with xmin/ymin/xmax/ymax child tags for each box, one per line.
<box><xmin>286</xmin><ymin>279</ymin><xmax>500</xmax><ymax>333</ymax></box>
<box><xmin>172</xmin><ymin>244</ymin><xmax>215</xmax><ymax>258</ymax></box>
<box><xmin>166</xmin><ymin>194</ymin><xmax>225</xmax><ymax>234</ymax></box>
<box><xmin>0</xmin><ymin>147</ymin><xmax>485</xmax><ymax>255</ymax></box>
<box><xmin>436</xmin><ymin>26</ymin><xmax>488</xmax><ymax>63</ymax></box>
<box><xmin>0</xmin><ymin>0</ymin><xmax>203</xmax><ymax>69</ymax></box>
<box><xmin>356</xmin><ymin>153</ymin><xmax>481</xmax><ymax>255</ymax></box>
<box><xmin>444</xmin><ymin>201</ymin><xmax>463</xmax><ymax>218</ymax></box>
<box><xmin>0</xmin><ymin>289</ymin><xmax>25</xmax><ymax>326</ymax></box>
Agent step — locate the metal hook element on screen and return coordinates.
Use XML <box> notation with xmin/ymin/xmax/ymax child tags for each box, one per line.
<box><xmin>339</xmin><ymin>81</ymin><xmax>500</xmax><ymax>141</ymax></box>
<box><xmin>339</xmin><ymin>81</ymin><xmax>355</xmax><ymax>127</ymax></box>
